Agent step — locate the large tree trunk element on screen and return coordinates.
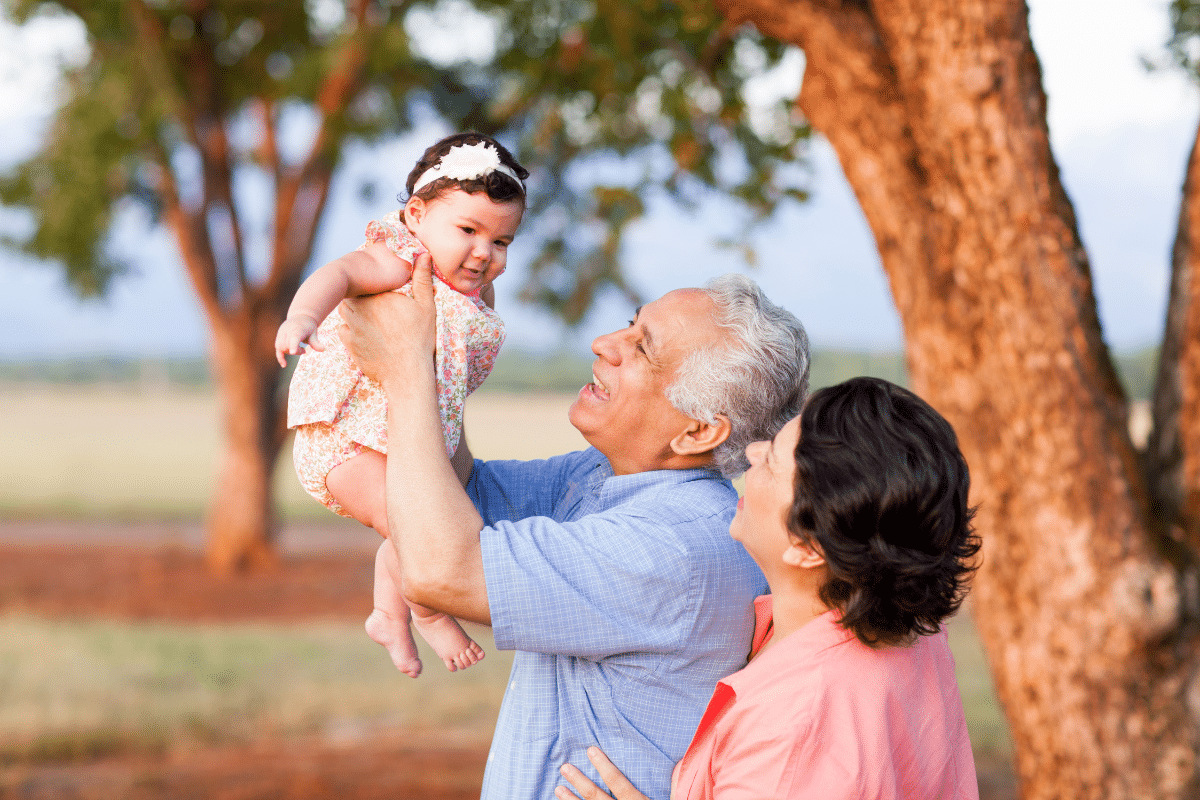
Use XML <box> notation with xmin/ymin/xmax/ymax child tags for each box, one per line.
<box><xmin>1150</xmin><ymin>119</ymin><xmax>1200</xmax><ymax>554</ymax></box>
<box><xmin>717</xmin><ymin>0</ymin><xmax>1200</xmax><ymax>797</ymax></box>
<box><xmin>205</xmin><ymin>308</ymin><xmax>290</xmax><ymax>572</ymax></box>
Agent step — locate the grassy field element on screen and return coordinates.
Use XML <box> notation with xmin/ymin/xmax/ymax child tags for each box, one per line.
<box><xmin>0</xmin><ymin>384</ymin><xmax>588</xmax><ymax>520</ymax></box>
<box><xmin>0</xmin><ymin>383</ymin><xmax>1011</xmax><ymax>771</ymax></box>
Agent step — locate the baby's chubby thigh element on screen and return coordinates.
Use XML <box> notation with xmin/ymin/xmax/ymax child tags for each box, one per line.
<box><xmin>293</xmin><ymin>422</ymin><xmax>381</xmax><ymax>525</ymax></box>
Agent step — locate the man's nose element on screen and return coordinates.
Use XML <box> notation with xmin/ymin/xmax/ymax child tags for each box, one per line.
<box><xmin>592</xmin><ymin>330</ymin><xmax>622</xmax><ymax>361</ymax></box>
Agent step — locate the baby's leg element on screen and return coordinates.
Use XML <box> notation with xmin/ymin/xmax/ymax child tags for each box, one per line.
<box><xmin>325</xmin><ymin>450</ymin><xmax>484</xmax><ymax>673</ymax></box>
<box><xmin>367</xmin><ymin>542</ymin><xmax>423</xmax><ymax>677</ymax></box>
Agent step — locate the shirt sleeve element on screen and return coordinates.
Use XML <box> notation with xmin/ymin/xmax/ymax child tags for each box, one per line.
<box><xmin>481</xmin><ymin>509</ymin><xmax>697</xmax><ymax>658</ymax></box>
<box><xmin>465</xmin><ymin>450</ymin><xmax>589</xmax><ymax>525</ymax></box>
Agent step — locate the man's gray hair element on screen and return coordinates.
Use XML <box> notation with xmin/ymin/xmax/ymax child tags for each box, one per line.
<box><xmin>666</xmin><ymin>274</ymin><xmax>810</xmax><ymax>478</ymax></box>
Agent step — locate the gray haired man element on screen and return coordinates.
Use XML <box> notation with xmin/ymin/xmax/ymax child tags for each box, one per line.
<box><xmin>341</xmin><ymin>264</ymin><xmax>810</xmax><ymax>800</ymax></box>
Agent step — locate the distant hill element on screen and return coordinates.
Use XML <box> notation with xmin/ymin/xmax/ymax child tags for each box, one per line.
<box><xmin>0</xmin><ymin>345</ymin><xmax>1161</xmax><ymax>400</ymax></box>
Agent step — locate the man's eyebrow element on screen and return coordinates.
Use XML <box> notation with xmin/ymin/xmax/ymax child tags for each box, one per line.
<box><xmin>630</xmin><ymin>306</ymin><xmax>657</xmax><ymax>357</ymax></box>
<box><xmin>641</xmin><ymin>321</ymin><xmax>657</xmax><ymax>358</ymax></box>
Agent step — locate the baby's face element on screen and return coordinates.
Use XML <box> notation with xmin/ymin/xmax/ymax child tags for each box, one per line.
<box><xmin>405</xmin><ymin>189</ymin><xmax>523</xmax><ymax>295</ymax></box>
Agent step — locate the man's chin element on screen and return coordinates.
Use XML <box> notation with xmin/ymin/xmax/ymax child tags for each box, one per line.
<box><xmin>566</xmin><ymin>399</ymin><xmax>598</xmax><ymax>442</ymax></box>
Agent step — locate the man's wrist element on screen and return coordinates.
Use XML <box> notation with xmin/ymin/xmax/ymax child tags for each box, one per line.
<box><xmin>377</xmin><ymin>349</ymin><xmax>434</xmax><ymax>397</ymax></box>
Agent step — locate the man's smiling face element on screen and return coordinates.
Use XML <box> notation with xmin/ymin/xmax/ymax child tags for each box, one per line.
<box><xmin>569</xmin><ymin>288</ymin><xmax>722</xmax><ymax>475</ymax></box>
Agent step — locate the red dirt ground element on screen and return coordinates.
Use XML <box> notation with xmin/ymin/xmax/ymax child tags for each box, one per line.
<box><xmin>0</xmin><ymin>520</ymin><xmax>493</xmax><ymax>800</ymax></box>
<box><xmin>0</xmin><ymin>520</ymin><xmax>1016</xmax><ymax>800</ymax></box>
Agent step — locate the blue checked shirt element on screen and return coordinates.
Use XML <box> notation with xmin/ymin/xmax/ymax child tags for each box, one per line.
<box><xmin>468</xmin><ymin>447</ymin><xmax>767</xmax><ymax>800</ymax></box>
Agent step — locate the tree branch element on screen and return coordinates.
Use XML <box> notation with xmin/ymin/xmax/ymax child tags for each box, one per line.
<box><xmin>261</xmin><ymin>0</ymin><xmax>377</xmax><ymax>302</ymax></box>
<box><xmin>153</xmin><ymin>143</ymin><xmax>223</xmax><ymax>322</ymax></box>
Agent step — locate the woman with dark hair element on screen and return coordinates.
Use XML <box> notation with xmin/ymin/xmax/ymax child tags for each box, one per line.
<box><xmin>558</xmin><ymin>377</ymin><xmax>981</xmax><ymax>799</ymax></box>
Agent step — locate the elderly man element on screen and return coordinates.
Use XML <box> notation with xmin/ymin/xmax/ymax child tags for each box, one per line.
<box><xmin>341</xmin><ymin>258</ymin><xmax>809</xmax><ymax>800</ymax></box>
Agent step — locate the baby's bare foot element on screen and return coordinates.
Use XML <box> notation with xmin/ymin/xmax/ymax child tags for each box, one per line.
<box><xmin>365</xmin><ymin>609</ymin><xmax>422</xmax><ymax>678</ymax></box>
<box><xmin>411</xmin><ymin>612</ymin><xmax>486</xmax><ymax>672</ymax></box>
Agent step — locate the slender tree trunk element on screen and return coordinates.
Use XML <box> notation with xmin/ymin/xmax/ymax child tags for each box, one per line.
<box><xmin>205</xmin><ymin>307</ymin><xmax>290</xmax><ymax>572</ymax></box>
<box><xmin>717</xmin><ymin>1</ymin><xmax>1200</xmax><ymax>797</ymax></box>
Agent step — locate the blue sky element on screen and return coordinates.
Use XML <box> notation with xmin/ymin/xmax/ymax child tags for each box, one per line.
<box><xmin>0</xmin><ymin>0</ymin><xmax>1194</xmax><ymax>357</ymax></box>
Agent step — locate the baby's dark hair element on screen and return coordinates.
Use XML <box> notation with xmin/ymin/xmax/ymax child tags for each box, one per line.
<box><xmin>404</xmin><ymin>132</ymin><xmax>528</xmax><ymax>208</ymax></box>
<box><xmin>789</xmin><ymin>377</ymin><xmax>980</xmax><ymax>648</ymax></box>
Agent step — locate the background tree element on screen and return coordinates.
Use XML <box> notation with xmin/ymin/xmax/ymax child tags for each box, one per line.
<box><xmin>711</xmin><ymin>0</ymin><xmax>1200</xmax><ymax>798</ymax></box>
<box><xmin>0</xmin><ymin>0</ymin><xmax>805</xmax><ymax>571</ymax></box>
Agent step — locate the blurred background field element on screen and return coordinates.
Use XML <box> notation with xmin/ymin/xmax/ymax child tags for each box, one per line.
<box><xmin>0</xmin><ymin>345</ymin><xmax>1156</xmax><ymax>521</ymax></box>
<box><xmin>8</xmin><ymin>345</ymin><xmax>1161</xmax><ymax>793</ymax></box>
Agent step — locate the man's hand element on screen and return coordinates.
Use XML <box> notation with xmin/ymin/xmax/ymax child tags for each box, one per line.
<box><xmin>556</xmin><ymin>747</ymin><xmax>650</xmax><ymax>800</ymax></box>
<box><xmin>340</xmin><ymin>253</ymin><xmax>437</xmax><ymax>387</ymax></box>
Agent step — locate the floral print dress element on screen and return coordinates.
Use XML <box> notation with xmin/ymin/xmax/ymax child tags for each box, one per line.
<box><xmin>287</xmin><ymin>211</ymin><xmax>505</xmax><ymax>515</ymax></box>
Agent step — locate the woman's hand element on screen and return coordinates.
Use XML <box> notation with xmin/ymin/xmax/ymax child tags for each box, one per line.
<box><xmin>556</xmin><ymin>747</ymin><xmax>651</xmax><ymax>800</ymax></box>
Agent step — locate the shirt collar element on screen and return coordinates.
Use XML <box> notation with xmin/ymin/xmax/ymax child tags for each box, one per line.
<box><xmin>586</xmin><ymin>451</ymin><xmax>727</xmax><ymax>505</ymax></box>
<box><xmin>721</xmin><ymin>602</ymin><xmax>853</xmax><ymax>695</ymax></box>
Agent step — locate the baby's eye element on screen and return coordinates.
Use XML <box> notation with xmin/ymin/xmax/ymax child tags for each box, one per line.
<box><xmin>494</xmin><ymin>240</ymin><xmax>509</xmax><ymax>248</ymax></box>
<box><xmin>461</xmin><ymin>226</ymin><xmax>476</xmax><ymax>234</ymax></box>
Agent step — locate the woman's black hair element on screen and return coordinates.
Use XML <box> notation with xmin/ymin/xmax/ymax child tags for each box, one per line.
<box><xmin>789</xmin><ymin>377</ymin><xmax>980</xmax><ymax>648</ymax></box>
<box><xmin>403</xmin><ymin>132</ymin><xmax>529</xmax><ymax>208</ymax></box>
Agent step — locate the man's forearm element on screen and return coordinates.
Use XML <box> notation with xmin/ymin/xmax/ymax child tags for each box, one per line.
<box><xmin>382</xmin><ymin>362</ymin><xmax>491</xmax><ymax>624</ymax></box>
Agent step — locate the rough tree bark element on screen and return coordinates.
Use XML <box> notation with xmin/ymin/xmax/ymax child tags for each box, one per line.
<box><xmin>128</xmin><ymin>0</ymin><xmax>375</xmax><ymax>571</ymax></box>
<box><xmin>715</xmin><ymin>0</ymin><xmax>1200</xmax><ymax>797</ymax></box>
<box><xmin>1150</xmin><ymin>120</ymin><xmax>1200</xmax><ymax>556</ymax></box>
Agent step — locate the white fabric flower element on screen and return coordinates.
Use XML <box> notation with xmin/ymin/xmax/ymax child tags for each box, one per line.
<box><xmin>412</xmin><ymin>142</ymin><xmax>524</xmax><ymax>193</ymax></box>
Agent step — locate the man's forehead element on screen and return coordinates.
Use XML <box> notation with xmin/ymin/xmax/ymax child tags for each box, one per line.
<box><xmin>645</xmin><ymin>289</ymin><xmax>718</xmax><ymax>339</ymax></box>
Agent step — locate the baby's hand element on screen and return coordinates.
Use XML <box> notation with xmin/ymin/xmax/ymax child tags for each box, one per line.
<box><xmin>275</xmin><ymin>315</ymin><xmax>322</xmax><ymax>367</ymax></box>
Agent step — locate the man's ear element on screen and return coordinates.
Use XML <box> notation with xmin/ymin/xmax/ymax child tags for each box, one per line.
<box><xmin>782</xmin><ymin>538</ymin><xmax>826</xmax><ymax>570</ymax></box>
<box><xmin>670</xmin><ymin>414</ymin><xmax>731</xmax><ymax>457</ymax></box>
<box><xmin>403</xmin><ymin>196</ymin><xmax>427</xmax><ymax>227</ymax></box>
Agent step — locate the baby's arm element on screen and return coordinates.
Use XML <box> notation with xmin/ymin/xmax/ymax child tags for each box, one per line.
<box><xmin>275</xmin><ymin>241</ymin><xmax>414</xmax><ymax>366</ymax></box>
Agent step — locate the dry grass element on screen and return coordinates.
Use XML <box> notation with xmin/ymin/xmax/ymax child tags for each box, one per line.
<box><xmin>0</xmin><ymin>384</ymin><xmax>586</xmax><ymax>520</ymax></box>
<box><xmin>0</xmin><ymin>616</ymin><xmax>513</xmax><ymax>763</ymax></box>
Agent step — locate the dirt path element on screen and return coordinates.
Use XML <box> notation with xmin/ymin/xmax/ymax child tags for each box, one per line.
<box><xmin>1</xmin><ymin>738</ymin><xmax>488</xmax><ymax>800</ymax></box>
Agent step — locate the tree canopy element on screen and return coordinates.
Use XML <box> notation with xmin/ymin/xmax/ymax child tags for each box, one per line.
<box><xmin>0</xmin><ymin>0</ymin><xmax>809</xmax><ymax>323</ymax></box>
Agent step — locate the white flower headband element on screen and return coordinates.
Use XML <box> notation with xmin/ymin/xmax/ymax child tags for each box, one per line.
<box><xmin>412</xmin><ymin>142</ymin><xmax>525</xmax><ymax>194</ymax></box>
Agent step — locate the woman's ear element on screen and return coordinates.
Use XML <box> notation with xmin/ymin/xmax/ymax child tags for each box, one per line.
<box><xmin>669</xmin><ymin>414</ymin><xmax>731</xmax><ymax>457</ymax></box>
<box><xmin>782</xmin><ymin>538</ymin><xmax>826</xmax><ymax>570</ymax></box>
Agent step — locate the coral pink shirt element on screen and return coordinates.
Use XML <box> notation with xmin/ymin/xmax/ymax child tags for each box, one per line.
<box><xmin>670</xmin><ymin>597</ymin><xmax>979</xmax><ymax>800</ymax></box>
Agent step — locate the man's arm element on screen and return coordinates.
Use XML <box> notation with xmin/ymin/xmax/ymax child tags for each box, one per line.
<box><xmin>339</xmin><ymin>255</ymin><xmax>491</xmax><ymax>624</ymax></box>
